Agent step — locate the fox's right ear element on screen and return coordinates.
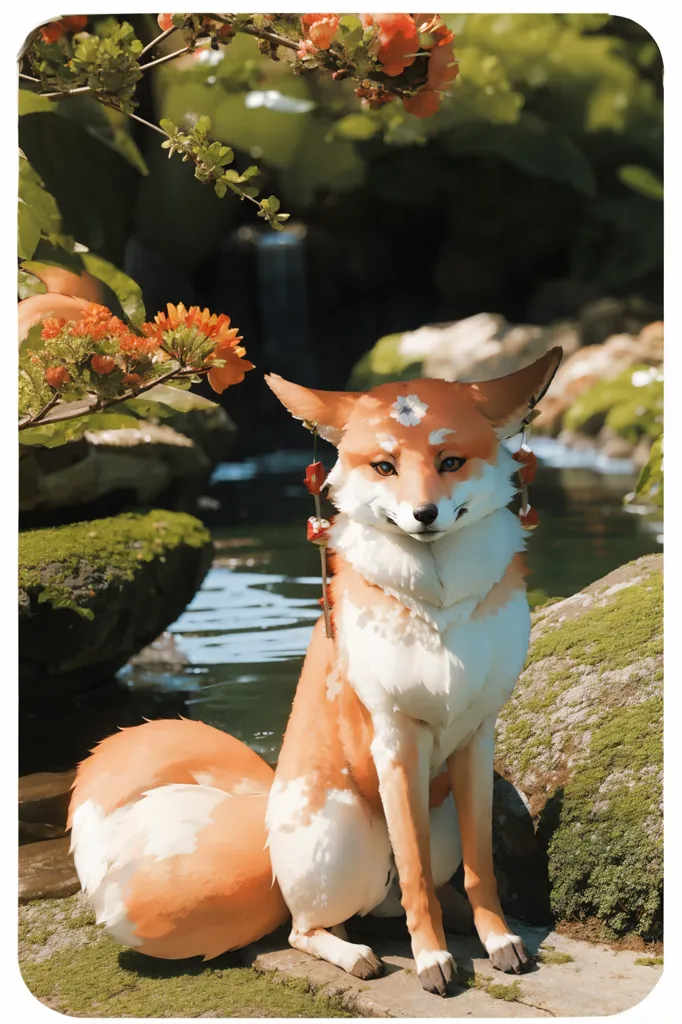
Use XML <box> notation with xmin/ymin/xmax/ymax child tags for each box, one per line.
<box><xmin>264</xmin><ymin>374</ymin><xmax>361</xmax><ymax>445</ymax></box>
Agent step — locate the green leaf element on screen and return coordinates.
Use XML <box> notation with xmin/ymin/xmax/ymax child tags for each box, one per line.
<box><xmin>22</xmin><ymin>240</ymin><xmax>83</xmax><ymax>275</ymax></box>
<box><xmin>330</xmin><ymin>113</ymin><xmax>380</xmax><ymax>142</ymax></box>
<box><xmin>442</xmin><ymin>115</ymin><xmax>597</xmax><ymax>197</ymax></box>
<box><xmin>129</xmin><ymin>383</ymin><xmax>218</xmax><ymax>413</ymax></box>
<box><xmin>20</xmin><ymin>410</ymin><xmax>142</xmax><ymax>448</ymax></box>
<box><xmin>18</xmin><ymin>269</ymin><xmax>47</xmax><ymax>299</ymax></box>
<box><xmin>19</xmin><ymin>90</ymin><xmax>55</xmax><ymax>115</ymax></box>
<box><xmin>19</xmin><ymin>323</ymin><xmax>46</xmax><ymax>358</ymax></box>
<box><xmin>81</xmin><ymin>253</ymin><xmax>146</xmax><ymax>326</ymax></box>
<box><xmin>18</xmin><ymin>202</ymin><xmax>41</xmax><ymax>260</ymax></box>
<box><xmin>618</xmin><ymin>165</ymin><xmax>663</xmax><ymax>201</ymax></box>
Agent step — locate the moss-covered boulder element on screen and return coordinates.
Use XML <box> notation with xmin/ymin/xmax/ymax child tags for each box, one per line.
<box><xmin>348</xmin><ymin>313</ymin><xmax>578</xmax><ymax>390</ymax></box>
<box><xmin>19</xmin><ymin>511</ymin><xmax>213</xmax><ymax>697</ymax></box>
<box><xmin>496</xmin><ymin>554</ymin><xmax>662</xmax><ymax>941</ymax></box>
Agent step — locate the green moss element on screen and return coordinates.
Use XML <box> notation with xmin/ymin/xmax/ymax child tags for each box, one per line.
<box><xmin>548</xmin><ymin>695</ymin><xmax>663</xmax><ymax>939</ymax></box>
<box><xmin>563</xmin><ymin>364</ymin><xmax>663</xmax><ymax>443</ymax></box>
<box><xmin>486</xmin><ymin>980</ymin><xmax>522</xmax><ymax>1001</ymax></box>
<box><xmin>526</xmin><ymin>571</ymin><xmax>662</xmax><ymax>671</ymax></box>
<box><xmin>635</xmin><ymin>956</ymin><xmax>663</xmax><ymax>967</ymax></box>
<box><xmin>19</xmin><ymin>510</ymin><xmax>211</xmax><ymax>618</ymax></box>
<box><xmin>347</xmin><ymin>333</ymin><xmax>423</xmax><ymax>390</ymax></box>
<box><xmin>19</xmin><ymin>897</ymin><xmax>349</xmax><ymax>1018</ymax></box>
<box><xmin>536</xmin><ymin>945</ymin><xmax>575</xmax><ymax>965</ymax></box>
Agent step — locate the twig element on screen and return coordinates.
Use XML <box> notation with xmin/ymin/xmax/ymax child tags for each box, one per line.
<box><xmin>36</xmin><ymin>84</ymin><xmax>91</xmax><ymax>100</ymax></box>
<box><xmin>19</xmin><ymin>73</ymin><xmax>41</xmax><ymax>83</ymax></box>
<box><xmin>19</xmin><ymin>365</ymin><xmax>205</xmax><ymax>431</ymax></box>
<box><xmin>139</xmin><ymin>24</ymin><xmax>177</xmax><ymax>58</ymax></box>
<box><xmin>139</xmin><ymin>47</ymin><xmax>190</xmax><ymax>72</ymax></box>
<box><xmin>210</xmin><ymin>15</ymin><xmax>299</xmax><ymax>51</ymax></box>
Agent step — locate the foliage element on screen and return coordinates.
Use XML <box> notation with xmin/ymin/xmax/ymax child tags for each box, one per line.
<box><xmin>563</xmin><ymin>364</ymin><xmax>663</xmax><ymax>444</ymax></box>
<box><xmin>633</xmin><ymin>434</ymin><xmax>663</xmax><ymax>508</ymax></box>
<box><xmin>19</xmin><ymin>301</ymin><xmax>253</xmax><ymax>446</ymax></box>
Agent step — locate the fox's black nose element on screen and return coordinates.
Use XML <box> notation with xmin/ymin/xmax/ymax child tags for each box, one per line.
<box><xmin>413</xmin><ymin>503</ymin><xmax>439</xmax><ymax>526</ymax></box>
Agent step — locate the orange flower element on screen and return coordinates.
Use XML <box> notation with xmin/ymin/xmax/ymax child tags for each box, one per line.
<box><xmin>207</xmin><ymin>339</ymin><xmax>255</xmax><ymax>394</ymax></box>
<box><xmin>41</xmin><ymin>318</ymin><xmax>66</xmax><ymax>340</ymax></box>
<box><xmin>91</xmin><ymin>354</ymin><xmax>117</xmax><ymax>375</ymax></box>
<box><xmin>402</xmin><ymin>16</ymin><xmax>458</xmax><ymax>118</ymax></box>
<box><xmin>119</xmin><ymin>334</ymin><xmax>159</xmax><ymax>357</ymax></box>
<box><xmin>39</xmin><ymin>22</ymin><xmax>64</xmax><ymax>44</ymax></box>
<box><xmin>45</xmin><ymin>365</ymin><xmax>70</xmax><ymax>388</ymax></box>
<box><xmin>362</xmin><ymin>13</ymin><xmax>419</xmax><ymax>76</ymax></box>
<box><xmin>61</xmin><ymin>16</ymin><xmax>88</xmax><ymax>32</ymax></box>
<box><xmin>142</xmin><ymin>302</ymin><xmax>242</xmax><ymax>347</ymax></box>
<box><xmin>157</xmin><ymin>14</ymin><xmax>174</xmax><ymax>31</ymax></box>
<box><xmin>123</xmin><ymin>372</ymin><xmax>142</xmax><ymax>385</ymax></box>
<box><xmin>300</xmin><ymin>14</ymin><xmax>340</xmax><ymax>50</ymax></box>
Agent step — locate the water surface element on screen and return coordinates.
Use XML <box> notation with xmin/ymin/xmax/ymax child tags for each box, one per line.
<box><xmin>122</xmin><ymin>442</ymin><xmax>662</xmax><ymax>763</ymax></box>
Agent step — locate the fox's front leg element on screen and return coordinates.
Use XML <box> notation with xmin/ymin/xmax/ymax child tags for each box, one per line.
<box><xmin>448</xmin><ymin>716</ymin><xmax>530</xmax><ymax>973</ymax></box>
<box><xmin>371</xmin><ymin>711</ymin><xmax>455</xmax><ymax>997</ymax></box>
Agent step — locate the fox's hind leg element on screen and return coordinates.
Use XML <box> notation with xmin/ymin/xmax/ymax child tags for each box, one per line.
<box><xmin>266</xmin><ymin>776</ymin><xmax>392</xmax><ymax>979</ymax></box>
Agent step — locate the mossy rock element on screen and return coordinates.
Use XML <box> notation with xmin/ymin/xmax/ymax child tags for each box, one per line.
<box><xmin>347</xmin><ymin>331</ymin><xmax>425</xmax><ymax>390</ymax></box>
<box><xmin>496</xmin><ymin>555</ymin><xmax>662</xmax><ymax>941</ymax></box>
<box><xmin>19</xmin><ymin>893</ymin><xmax>349</xmax><ymax>1017</ymax></box>
<box><xmin>562</xmin><ymin>364</ymin><xmax>663</xmax><ymax>443</ymax></box>
<box><xmin>19</xmin><ymin>510</ymin><xmax>213</xmax><ymax>697</ymax></box>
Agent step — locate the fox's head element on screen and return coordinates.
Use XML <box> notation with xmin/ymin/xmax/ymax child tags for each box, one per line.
<box><xmin>265</xmin><ymin>348</ymin><xmax>562</xmax><ymax>542</ymax></box>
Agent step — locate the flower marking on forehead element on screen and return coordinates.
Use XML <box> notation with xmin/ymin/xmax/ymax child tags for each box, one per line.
<box><xmin>390</xmin><ymin>393</ymin><xmax>428</xmax><ymax>427</ymax></box>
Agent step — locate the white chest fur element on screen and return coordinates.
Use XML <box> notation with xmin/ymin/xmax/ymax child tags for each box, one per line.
<box><xmin>331</xmin><ymin>509</ymin><xmax>531</xmax><ymax>763</ymax></box>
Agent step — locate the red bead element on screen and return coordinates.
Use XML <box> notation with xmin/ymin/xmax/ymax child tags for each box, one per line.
<box><xmin>519</xmin><ymin>505</ymin><xmax>540</xmax><ymax>530</ymax></box>
<box><xmin>513</xmin><ymin>446</ymin><xmax>537</xmax><ymax>484</ymax></box>
<box><xmin>304</xmin><ymin>461</ymin><xmax>327</xmax><ymax>495</ymax></box>
<box><xmin>307</xmin><ymin>516</ymin><xmax>330</xmax><ymax>545</ymax></box>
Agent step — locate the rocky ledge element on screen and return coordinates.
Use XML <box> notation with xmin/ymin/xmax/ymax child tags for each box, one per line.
<box><xmin>496</xmin><ymin>554</ymin><xmax>662</xmax><ymax>942</ymax></box>
<box><xmin>19</xmin><ymin>510</ymin><xmax>213</xmax><ymax>699</ymax></box>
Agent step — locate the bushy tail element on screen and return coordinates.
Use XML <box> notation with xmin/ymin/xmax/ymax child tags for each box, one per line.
<box><xmin>69</xmin><ymin>718</ymin><xmax>288</xmax><ymax>959</ymax></box>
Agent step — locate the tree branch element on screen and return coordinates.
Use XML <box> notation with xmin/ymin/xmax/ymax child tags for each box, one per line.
<box><xmin>139</xmin><ymin>46</ymin><xmax>190</xmax><ymax>72</ymax></box>
<box><xmin>19</xmin><ymin>365</ymin><xmax>206</xmax><ymax>431</ymax></box>
<box><xmin>140</xmin><ymin>24</ymin><xmax>177</xmax><ymax>58</ymax></box>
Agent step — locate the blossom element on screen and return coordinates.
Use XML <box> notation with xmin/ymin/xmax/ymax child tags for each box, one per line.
<box><xmin>39</xmin><ymin>22</ymin><xmax>64</xmax><ymax>44</ymax></box>
<box><xmin>41</xmin><ymin>318</ymin><xmax>66</xmax><ymax>340</ymax></box>
<box><xmin>403</xmin><ymin>16</ymin><xmax>458</xmax><ymax>118</ymax></box>
<box><xmin>123</xmin><ymin>372</ymin><xmax>142</xmax><ymax>385</ymax></box>
<box><xmin>207</xmin><ymin>338</ymin><xmax>255</xmax><ymax>394</ymax></box>
<box><xmin>390</xmin><ymin>393</ymin><xmax>429</xmax><ymax>427</ymax></box>
<box><xmin>91</xmin><ymin>354</ymin><xmax>117</xmax><ymax>375</ymax></box>
<box><xmin>61</xmin><ymin>16</ymin><xmax>88</xmax><ymax>32</ymax></box>
<box><xmin>45</xmin><ymin>366</ymin><xmax>71</xmax><ymax>388</ymax></box>
<box><xmin>362</xmin><ymin>13</ymin><xmax>419</xmax><ymax>76</ymax></box>
<box><xmin>300</xmin><ymin>14</ymin><xmax>340</xmax><ymax>50</ymax></box>
<box><xmin>157</xmin><ymin>14</ymin><xmax>174</xmax><ymax>31</ymax></box>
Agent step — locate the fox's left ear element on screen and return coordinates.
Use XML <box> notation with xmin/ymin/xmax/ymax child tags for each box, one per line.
<box><xmin>468</xmin><ymin>347</ymin><xmax>563</xmax><ymax>438</ymax></box>
<box><xmin>264</xmin><ymin>373</ymin><xmax>361</xmax><ymax>445</ymax></box>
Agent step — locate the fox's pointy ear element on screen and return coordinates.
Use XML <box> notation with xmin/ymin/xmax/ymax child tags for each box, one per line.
<box><xmin>264</xmin><ymin>373</ymin><xmax>361</xmax><ymax>445</ymax></box>
<box><xmin>468</xmin><ymin>347</ymin><xmax>563</xmax><ymax>438</ymax></box>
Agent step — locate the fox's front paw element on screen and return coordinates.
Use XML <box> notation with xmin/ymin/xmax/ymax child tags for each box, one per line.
<box><xmin>485</xmin><ymin>933</ymin><xmax>531</xmax><ymax>974</ymax></box>
<box><xmin>416</xmin><ymin>949</ymin><xmax>457</xmax><ymax>997</ymax></box>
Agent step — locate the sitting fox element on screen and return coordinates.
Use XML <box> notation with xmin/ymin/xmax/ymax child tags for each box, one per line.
<box><xmin>69</xmin><ymin>348</ymin><xmax>561</xmax><ymax>996</ymax></box>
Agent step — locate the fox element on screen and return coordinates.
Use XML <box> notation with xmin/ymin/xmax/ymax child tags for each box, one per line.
<box><xmin>68</xmin><ymin>347</ymin><xmax>562</xmax><ymax>996</ymax></box>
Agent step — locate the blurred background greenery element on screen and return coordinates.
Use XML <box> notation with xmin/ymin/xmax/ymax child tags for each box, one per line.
<box><xmin>19</xmin><ymin>12</ymin><xmax>662</xmax><ymax>454</ymax></box>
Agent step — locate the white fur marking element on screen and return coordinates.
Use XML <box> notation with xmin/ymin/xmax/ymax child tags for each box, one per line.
<box><xmin>429</xmin><ymin>428</ymin><xmax>456</xmax><ymax>445</ymax></box>
<box><xmin>416</xmin><ymin>948</ymin><xmax>456</xmax><ymax>974</ymax></box>
<box><xmin>485</xmin><ymin>932</ymin><xmax>522</xmax><ymax>954</ymax></box>
<box><xmin>190</xmin><ymin>770</ymin><xmax>215</xmax><ymax>788</ymax></box>
<box><xmin>377</xmin><ymin>434</ymin><xmax>399</xmax><ymax>454</ymax></box>
<box><xmin>390</xmin><ymin>394</ymin><xmax>428</xmax><ymax>427</ymax></box>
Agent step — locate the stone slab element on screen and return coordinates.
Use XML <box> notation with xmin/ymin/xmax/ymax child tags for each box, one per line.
<box><xmin>19</xmin><ymin>836</ymin><xmax>79</xmax><ymax>903</ymax></box>
<box><xmin>243</xmin><ymin>917</ymin><xmax>661</xmax><ymax>1018</ymax></box>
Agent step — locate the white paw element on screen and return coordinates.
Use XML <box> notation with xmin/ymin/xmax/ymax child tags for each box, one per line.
<box><xmin>485</xmin><ymin>932</ymin><xmax>521</xmax><ymax>955</ymax></box>
<box><xmin>416</xmin><ymin>949</ymin><xmax>457</xmax><ymax>997</ymax></box>
<box><xmin>484</xmin><ymin>932</ymin><xmax>530</xmax><ymax>974</ymax></box>
<box><xmin>416</xmin><ymin>949</ymin><xmax>456</xmax><ymax>973</ymax></box>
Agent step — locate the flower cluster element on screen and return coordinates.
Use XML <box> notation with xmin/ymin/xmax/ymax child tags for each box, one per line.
<box><xmin>39</xmin><ymin>16</ymin><xmax>88</xmax><ymax>45</ymax></box>
<box><xmin>20</xmin><ymin>301</ymin><xmax>253</xmax><ymax>426</ymax></box>
<box><xmin>297</xmin><ymin>12</ymin><xmax>457</xmax><ymax>119</ymax></box>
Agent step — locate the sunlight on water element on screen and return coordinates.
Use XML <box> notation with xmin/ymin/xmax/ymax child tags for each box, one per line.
<box><xmin>122</xmin><ymin>443</ymin><xmax>662</xmax><ymax>762</ymax></box>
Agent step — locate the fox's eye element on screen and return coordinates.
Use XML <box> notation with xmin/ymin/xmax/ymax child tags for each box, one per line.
<box><xmin>440</xmin><ymin>456</ymin><xmax>466</xmax><ymax>473</ymax></box>
<box><xmin>371</xmin><ymin>460</ymin><xmax>397</xmax><ymax>477</ymax></box>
